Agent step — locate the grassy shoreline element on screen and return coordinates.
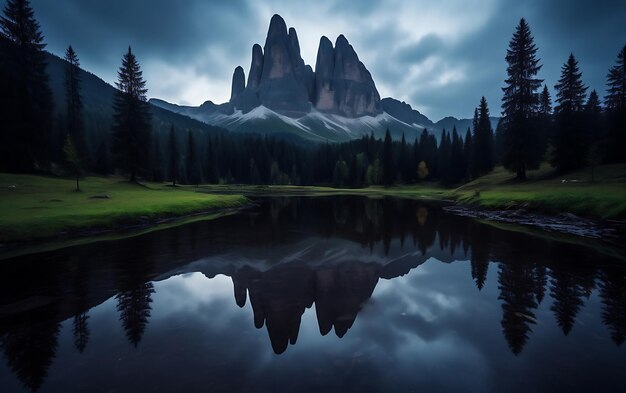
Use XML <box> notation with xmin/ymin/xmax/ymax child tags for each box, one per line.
<box><xmin>1</xmin><ymin>164</ymin><xmax>624</xmax><ymax>252</ymax></box>
<box><xmin>196</xmin><ymin>164</ymin><xmax>626</xmax><ymax>220</ymax></box>
<box><xmin>0</xmin><ymin>173</ymin><xmax>248</xmax><ymax>244</ymax></box>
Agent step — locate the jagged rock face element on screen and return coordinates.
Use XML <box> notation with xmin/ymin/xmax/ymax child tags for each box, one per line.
<box><xmin>288</xmin><ymin>27</ymin><xmax>315</xmax><ymax>101</ymax></box>
<box><xmin>236</xmin><ymin>44</ymin><xmax>264</xmax><ymax>112</ymax></box>
<box><xmin>230</xmin><ymin>66</ymin><xmax>245</xmax><ymax>102</ymax></box>
<box><xmin>313</xmin><ymin>35</ymin><xmax>381</xmax><ymax>117</ymax></box>
<box><xmin>247</xmin><ymin>44</ymin><xmax>264</xmax><ymax>89</ymax></box>
<box><xmin>257</xmin><ymin>14</ymin><xmax>311</xmax><ymax>116</ymax></box>
<box><xmin>230</xmin><ymin>14</ymin><xmax>381</xmax><ymax>118</ymax></box>
<box><xmin>314</xmin><ymin>36</ymin><xmax>335</xmax><ymax>112</ymax></box>
<box><xmin>329</xmin><ymin>35</ymin><xmax>381</xmax><ymax>117</ymax></box>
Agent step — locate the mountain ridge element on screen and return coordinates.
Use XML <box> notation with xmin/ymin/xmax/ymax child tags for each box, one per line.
<box><xmin>151</xmin><ymin>14</ymin><xmax>498</xmax><ymax>142</ymax></box>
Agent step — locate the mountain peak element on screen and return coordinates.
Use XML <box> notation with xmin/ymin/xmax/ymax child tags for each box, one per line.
<box><xmin>267</xmin><ymin>14</ymin><xmax>288</xmax><ymax>38</ymax></box>
<box><xmin>335</xmin><ymin>34</ymin><xmax>349</xmax><ymax>47</ymax></box>
<box><xmin>230</xmin><ymin>66</ymin><xmax>245</xmax><ymax>102</ymax></box>
<box><xmin>207</xmin><ymin>15</ymin><xmax>386</xmax><ymax>123</ymax></box>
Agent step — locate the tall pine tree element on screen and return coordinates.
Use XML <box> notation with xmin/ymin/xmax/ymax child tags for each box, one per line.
<box><xmin>0</xmin><ymin>0</ymin><xmax>53</xmax><ymax>171</ymax></box>
<box><xmin>585</xmin><ymin>90</ymin><xmax>603</xmax><ymax>180</ymax></box>
<box><xmin>552</xmin><ymin>53</ymin><xmax>588</xmax><ymax>172</ymax></box>
<box><xmin>604</xmin><ymin>45</ymin><xmax>626</xmax><ymax>163</ymax></box>
<box><xmin>186</xmin><ymin>130</ymin><xmax>202</xmax><ymax>185</ymax></box>
<box><xmin>111</xmin><ymin>47</ymin><xmax>151</xmax><ymax>182</ymax></box>
<box><xmin>382</xmin><ymin>129</ymin><xmax>394</xmax><ymax>185</ymax></box>
<box><xmin>538</xmin><ymin>84</ymin><xmax>553</xmax><ymax>155</ymax></box>
<box><xmin>471</xmin><ymin>97</ymin><xmax>495</xmax><ymax>177</ymax></box>
<box><xmin>463</xmin><ymin>127</ymin><xmax>473</xmax><ymax>179</ymax></box>
<box><xmin>168</xmin><ymin>125</ymin><xmax>178</xmax><ymax>186</ymax></box>
<box><xmin>64</xmin><ymin>45</ymin><xmax>88</xmax><ymax>164</ymax></box>
<box><xmin>501</xmin><ymin>18</ymin><xmax>544</xmax><ymax>180</ymax></box>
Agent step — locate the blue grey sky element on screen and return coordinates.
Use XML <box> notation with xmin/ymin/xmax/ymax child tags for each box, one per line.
<box><xmin>24</xmin><ymin>0</ymin><xmax>626</xmax><ymax>120</ymax></box>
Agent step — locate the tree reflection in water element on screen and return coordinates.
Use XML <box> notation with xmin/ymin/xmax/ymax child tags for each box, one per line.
<box><xmin>0</xmin><ymin>196</ymin><xmax>624</xmax><ymax>391</ymax></box>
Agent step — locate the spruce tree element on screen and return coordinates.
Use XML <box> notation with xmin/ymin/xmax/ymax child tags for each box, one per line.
<box><xmin>168</xmin><ymin>125</ymin><xmax>178</xmax><ymax>186</ymax></box>
<box><xmin>150</xmin><ymin>132</ymin><xmax>164</xmax><ymax>182</ymax></box>
<box><xmin>437</xmin><ymin>129</ymin><xmax>451</xmax><ymax>183</ymax></box>
<box><xmin>472</xmin><ymin>97</ymin><xmax>495</xmax><ymax>177</ymax></box>
<box><xmin>538</xmin><ymin>84</ymin><xmax>553</xmax><ymax>153</ymax></box>
<box><xmin>399</xmin><ymin>132</ymin><xmax>407</xmax><ymax>183</ymax></box>
<box><xmin>450</xmin><ymin>127</ymin><xmax>465</xmax><ymax>183</ymax></box>
<box><xmin>501</xmin><ymin>18</ymin><xmax>544</xmax><ymax>180</ymax></box>
<box><xmin>186</xmin><ymin>130</ymin><xmax>201</xmax><ymax>185</ymax></box>
<box><xmin>382</xmin><ymin>129</ymin><xmax>394</xmax><ymax>185</ymax></box>
<box><xmin>585</xmin><ymin>90</ymin><xmax>603</xmax><ymax>180</ymax></box>
<box><xmin>0</xmin><ymin>0</ymin><xmax>53</xmax><ymax>171</ymax></box>
<box><xmin>463</xmin><ymin>127</ymin><xmax>473</xmax><ymax>178</ymax></box>
<box><xmin>111</xmin><ymin>47</ymin><xmax>151</xmax><ymax>182</ymax></box>
<box><xmin>64</xmin><ymin>45</ymin><xmax>87</xmax><ymax>164</ymax></box>
<box><xmin>552</xmin><ymin>53</ymin><xmax>588</xmax><ymax>172</ymax></box>
<box><xmin>604</xmin><ymin>45</ymin><xmax>626</xmax><ymax>163</ymax></box>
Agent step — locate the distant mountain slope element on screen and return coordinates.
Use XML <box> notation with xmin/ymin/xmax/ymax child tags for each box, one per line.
<box><xmin>150</xmin><ymin>98</ymin><xmax>433</xmax><ymax>142</ymax></box>
<box><xmin>43</xmin><ymin>50</ymin><xmax>228</xmax><ymax>155</ymax></box>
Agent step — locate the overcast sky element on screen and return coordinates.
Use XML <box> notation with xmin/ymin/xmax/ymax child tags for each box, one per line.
<box><xmin>26</xmin><ymin>0</ymin><xmax>626</xmax><ymax>121</ymax></box>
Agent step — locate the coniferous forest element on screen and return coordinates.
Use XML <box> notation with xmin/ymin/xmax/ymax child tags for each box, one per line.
<box><xmin>0</xmin><ymin>2</ymin><xmax>624</xmax><ymax>186</ymax></box>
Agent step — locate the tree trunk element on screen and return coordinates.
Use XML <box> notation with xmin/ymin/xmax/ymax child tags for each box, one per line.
<box><xmin>76</xmin><ymin>174</ymin><xmax>80</xmax><ymax>192</ymax></box>
<box><xmin>516</xmin><ymin>165</ymin><xmax>526</xmax><ymax>181</ymax></box>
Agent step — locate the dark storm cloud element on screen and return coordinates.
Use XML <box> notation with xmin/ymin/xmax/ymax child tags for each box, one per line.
<box><xmin>34</xmin><ymin>0</ymin><xmax>255</xmax><ymax>63</ymax></box>
<box><xmin>396</xmin><ymin>34</ymin><xmax>444</xmax><ymax>64</ymax></box>
<box><xmin>24</xmin><ymin>0</ymin><xmax>626</xmax><ymax>120</ymax></box>
<box><xmin>398</xmin><ymin>0</ymin><xmax>626</xmax><ymax>120</ymax></box>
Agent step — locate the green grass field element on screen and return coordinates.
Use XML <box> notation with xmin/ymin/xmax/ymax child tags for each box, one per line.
<box><xmin>1</xmin><ymin>163</ymin><xmax>624</xmax><ymax>246</ymax></box>
<box><xmin>0</xmin><ymin>174</ymin><xmax>247</xmax><ymax>243</ymax></box>
<box><xmin>198</xmin><ymin>164</ymin><xmax>626</xmax><ymax>219</ymax></box>
<box><xmin>450</xmin><ymin>164</ymin><xmax>626</xmax><ymax>219</ymax></box>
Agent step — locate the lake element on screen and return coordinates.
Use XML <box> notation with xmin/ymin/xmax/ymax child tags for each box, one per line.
<box><xmin>0</xmin><ymin>196</ymin><xmax>625</xmax><ymax>392</ymax></box>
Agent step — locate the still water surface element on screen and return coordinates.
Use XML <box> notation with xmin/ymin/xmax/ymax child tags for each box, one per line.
<box><xmin>0</xmin><ymin>197</ymin><xmax>625</xmax><ymax>392</ymax></box>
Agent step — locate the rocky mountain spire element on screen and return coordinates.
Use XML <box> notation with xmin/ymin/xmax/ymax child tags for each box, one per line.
<box><xmin>230</xmin><ymin>66</ymin><xmax>245</xmax><ymax>102</ymax></box>
<box><xmin>232</xmin><ymin>14</ymin><xmax>381</xmax><ymax>118</ymax></box>
<box><xmin>330</xmin><ymin>35</ymin><xmax>381</xmax><ymax>117</ymax></box>
<box><xmin>314</xmin><ymin>36</ymin><xmax>335</xmax><ymax>112</ymax></box>
<box><xmin>257</xmin><ymin>14</ymin><xmax>311</xmax><ymax>116</ymax></box>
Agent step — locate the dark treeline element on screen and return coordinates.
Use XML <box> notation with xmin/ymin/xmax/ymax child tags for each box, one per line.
<box><xmin>1</xmin><ymin>2</ymin><xmax>625</xmax><ymax>185</ymax></box>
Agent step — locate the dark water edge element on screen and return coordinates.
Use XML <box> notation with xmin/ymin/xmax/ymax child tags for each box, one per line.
<box><xmin>0</xmin><ymin>196</ymin><xmax>625</xmax><ymax>393</ymax></box>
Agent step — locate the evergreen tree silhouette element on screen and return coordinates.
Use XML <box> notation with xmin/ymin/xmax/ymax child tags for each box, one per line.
<box><xmin>72</xmin><ymin>312</ymin><xmax>90</xmax><ymax>353</ymax></box>
<box><xmin>168</xmin><ymin>125</ymin><xmax>178</xmax><ymax>186</ymax></box>
<box><xmin>64</xmin><ymin>45</ymin><xmax>88</xmax><ymax>164</ymax></box>
<box><xmin>501</xmin><ymin>18</ymin><xmax>544</xmax><ymax>180</ymax></box>
<box><xmin>498</xmin><ymin>262</ymin><xmax>539</xmax><ymax>354</ymax></box>
<box><xmin>116</xmin><ymin>282</ymin><xmax>155</xmax><ymax>348</ymax></box>
<box><xmin>0</xmin><ymin>318</ymin><xmax>61</xmax><ymax>392</ymax></box>
<box><xmin>604</xmin><ymin>45</ymin><xmax>626</xmax><ymax>163</ymax></box>
<box><xmin>186</xmin><ymin>130</ymin><xmax>202</xmax><ymax>185</ymax></box>
<box><xmin>585</xmin><ymin>90</ymin><xmax>604</xmax><ymax>179</ymax></box>
<box><xmin>470</xmin><ymin>233</ymin><xmax>490</xmax><ymax>290</ymax></box>
<box><xmin>0</xmin><ymin>0</ymin><xmax>53</xmax><ymax>171</ymax></box>
<box><xmin>382</xmin><ymin>129</ymin><xmax>394</xmax><ymax>185</ymax></box>
<box><xmin>111</xmin><ymin>46</ymin><xmax>151</xmax><ymax>182</ymax></box>
<box><xmin>450</xmin><ymin>127</ymin><xmax>465</xmax><ymax>183</ymax></box>
<box><xmin>550</xmin><ymin>270</ymin><xmax>585</xmax><ymax>335</ymax></box>
<box><xmin>463</xmin><ymin>127</ymin><xmax>472</xmax><ymax>179</ymax></box>
<box><xmin>471</xmin><ymin>97</ymin><xmax>495</xmax><ymax>177</ymax></box>
<box><xmin>552</xmin><ymin>53</ymin><xmax>588</xmax><ymax>172</ymax></box>
<box><xmin>538</xmin><ymin>84</ymin><xmax>553</xmax><ymax>153</ymax></box>
<box><xmin>598</xmin><ymin>269</ymin><xmax>626</xmax><ymax>346</ymax></box>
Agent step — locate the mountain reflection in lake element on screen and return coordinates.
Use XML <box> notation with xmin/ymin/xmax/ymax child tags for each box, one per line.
<box><xmin>0</xmin><ymin>196</ymin><xmax>625</xmax><ymax>393</ymax></box>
